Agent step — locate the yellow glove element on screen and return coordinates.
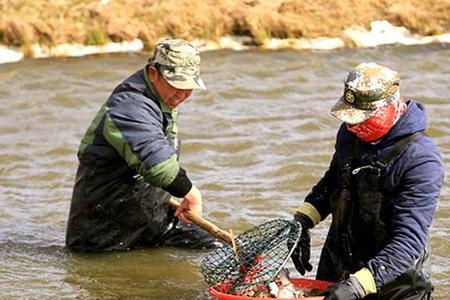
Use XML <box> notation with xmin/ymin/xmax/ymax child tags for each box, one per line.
<box><xmin>351</xmin><ymin>268</ymin><xmax>377</xmax><ymax>295</ymax></box>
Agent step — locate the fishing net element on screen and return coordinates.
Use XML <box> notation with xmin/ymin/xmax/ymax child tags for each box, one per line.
<box><xmin>201</xmin><ymin>219</ymin><xmax>300</xmax><ymax>297</ymax></box>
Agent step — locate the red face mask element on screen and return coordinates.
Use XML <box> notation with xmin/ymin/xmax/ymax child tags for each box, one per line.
<box><xmin>347</xmin><ymin>98</ymin><xmax>406</xmax><ymax>142</ymax></box>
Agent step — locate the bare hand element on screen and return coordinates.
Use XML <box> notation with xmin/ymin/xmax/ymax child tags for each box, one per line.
<box><xmin>175</xmin><ymin>185</ymin><xmax>203</xmax><ymax>224</ymax></box>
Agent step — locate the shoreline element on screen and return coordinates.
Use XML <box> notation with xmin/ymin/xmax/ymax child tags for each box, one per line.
<box><xmin>1</xmin><ymin>20</ymin><xmax>449</xmax><ymax>65</ymax></box>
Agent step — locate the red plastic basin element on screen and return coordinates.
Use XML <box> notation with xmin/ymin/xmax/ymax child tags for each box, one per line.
<box><xmin>209</xmin><ymin>278</ymin><xmax>333</xmax><ymax>300</ymax></box>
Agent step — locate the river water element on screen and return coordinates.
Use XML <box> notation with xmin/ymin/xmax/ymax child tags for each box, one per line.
<box><xmin>0</xmin><ymin>44</ymin><xmax>449</xmax><ymax>299</ymax></box>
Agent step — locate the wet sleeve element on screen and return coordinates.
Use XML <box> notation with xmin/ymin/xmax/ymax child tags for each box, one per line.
<box><xmin>102</xmin><ymin>92</ymin><xmax>191</xmax><ymax>193</ymax></box>
<box><xmin>164</xmin><ymin>167</ymin><xmax>192</xmax><ymax>197</ymax></box>
<box><xmin>366</xmin><ymin>150</ymin><xmax>444</xmax><ymax>289</ymax></box>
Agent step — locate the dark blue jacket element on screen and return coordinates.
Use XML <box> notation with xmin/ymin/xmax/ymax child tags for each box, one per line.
<box><xmin>307</xmin><ymin>100</ymin><xmax>444</xmax><ymax>288</ymax></box>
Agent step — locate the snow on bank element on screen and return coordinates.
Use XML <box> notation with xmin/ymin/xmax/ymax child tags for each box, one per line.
<box><xmin>31</xmin><ymin>39</ymin><xmax>144</xmax><ymax>58</ymax></box>
<box><xmin>0</xmin><ymin>21</ymin><xmax>449</xmax><ymax>64</ymax></box>
<box><xmin>344</xmin><ymin>20</ymin><xmax>450</xmax><ymax>48</ymax></box>
<box><xmin>257</xmin><ymin>21</ymin><xmax>450</xmax><ymax>51</ymax></box>
<box><xmin>0</xmin><ymin>39</ymin><xmax>144</xmax><ymax>64</ymax></box>
<box><xmin>0</xmin><ymin>46</ymin><xmax>24</xmax><ymax>64</ymax></box>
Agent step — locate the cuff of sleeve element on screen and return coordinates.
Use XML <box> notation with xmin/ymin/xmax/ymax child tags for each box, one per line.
<box><xmin>163</xmin><ymin>167</ymin><xmax>192</xmax><ymax>198</ymax></box>
<box><xmin>292</xmin><ymin>202</ymin><xmax>321</xmax><ymax>227</ymax></box>
<box><xmin>352</xmin><ymin>268</ymin><xmax>377</xmax><ymax>295</ymax></box>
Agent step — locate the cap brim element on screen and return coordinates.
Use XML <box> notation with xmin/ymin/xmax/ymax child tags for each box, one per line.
<box><xmin>162</xmin><ymin>71</ymin><xmax>206</xmax><ymax>90</ymax></box>
<box><xmin>330</xmin><ymin>96</ymin><xmax>374</xmax><ymax>125</ymax></box>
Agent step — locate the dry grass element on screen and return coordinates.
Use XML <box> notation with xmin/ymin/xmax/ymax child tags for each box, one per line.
<box><xmin>0</xmin><ymin>0</ymin><xmax>449</xmax><ymax>51</ymax></box>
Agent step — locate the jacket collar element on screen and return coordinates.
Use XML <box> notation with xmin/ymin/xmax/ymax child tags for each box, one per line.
<box><xmin>372</xmin><ymin>100</ymin><xmax>427</xmax><ymax>147</ymax></box>
<box><xmin>143</xmin><ymin>66</ymin><xmax>172</xmax><ymax>114</ymax></box>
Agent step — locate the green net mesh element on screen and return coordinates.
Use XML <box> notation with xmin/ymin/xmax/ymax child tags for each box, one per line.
<box><xmin>201</xmin><ymin>219</ymin><xmax>300</xmax><ymax>297</ymax></box>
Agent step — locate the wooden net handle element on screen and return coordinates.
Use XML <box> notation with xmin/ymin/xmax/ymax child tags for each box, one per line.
<box><xmin>168</xmin><ymin>198</ymin><xmax>233</xmax><ymax>244</ymax></box>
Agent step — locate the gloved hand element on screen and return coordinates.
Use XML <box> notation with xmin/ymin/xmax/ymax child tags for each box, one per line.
<box><xmin>321</xmin><ymin>277</ymin><xmax>366</xmax><ymax>300</ymax></box>
<box><xmin>291</xmin><ymin>213</ymin><xmax>313</xmax><ymax>275</ymax></box>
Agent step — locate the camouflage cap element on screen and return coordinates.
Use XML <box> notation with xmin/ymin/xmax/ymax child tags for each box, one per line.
<box><xmin>330</xmin><ymin>62</ymin><xmax>400</xmax><ymax>125</ymax></box>
<box><xmin>148</xmin><ymin>38</ymin><xmax>206</xmax><ymax>90</ymax></box>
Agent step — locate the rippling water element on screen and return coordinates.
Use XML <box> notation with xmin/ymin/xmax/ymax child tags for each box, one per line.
<box><xmin>0</xmin><ymin>44</ymin><xmax>449</xmax><ymax>299</ymax></box>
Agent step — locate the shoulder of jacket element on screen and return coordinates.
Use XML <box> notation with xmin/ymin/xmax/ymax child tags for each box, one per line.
<box><xmin>107</xmin><ymin>91</ymin><xmax>164</xmax><ymax>119</ymax></box>
<box><xmin>393</xmin><ymin>134</ymin><xmax>443</xmax><ymax>173</ymax></box>
<box><xmin>111</xmin><ymin>89</ymin><xmax>159</xmax><ymax>106</ymax></box>
<box><xmin>405</xmin><ymin>134</ymin><xmax>440</xmax><ymax>159</ymax></box>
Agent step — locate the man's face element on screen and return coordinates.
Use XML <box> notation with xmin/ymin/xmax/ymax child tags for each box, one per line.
<box><xmin>150</xmin><ymin>68</ymin><xmax>193</xmax><ymax>109</ymax></box>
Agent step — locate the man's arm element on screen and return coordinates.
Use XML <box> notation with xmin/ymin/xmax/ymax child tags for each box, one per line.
<box><xmin>103</xmin><ymin>93</ymin><xmax>197</xmax><ymax>211</ymax></box>
<box><xmin>365</xmin><ymin>155</ymin><xmax>443</xmax><ymax>289</ymax></box>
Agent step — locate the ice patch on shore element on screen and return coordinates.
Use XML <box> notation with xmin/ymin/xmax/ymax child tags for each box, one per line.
<box><xmin>192</xmin><ymin>36</ymin><xmax>252</xmax><ymax>51</ymax></box>
<box><xmin>344</xmin><ymin>20</ymin><xmax>450</xmax><ymax>47</ymax></box>
<box><xmin>0</xmin><ymin>46</ymin><xmax>24</xmax><ymax>64</ymax></box>
<box><xmin>0</xmin><ymin>39</ymin><xmax>143</xmax><ymax>64</ymax></box>
<box><xmin>30</xmin><ymin>39</ymin><xmax>144</xmax><ymax>58</ymax></box>
<box><xmin>263</xmin><ymin>37</ymin><xmax>345</xmax><ymax>50</ymax></box>
<box><xmin>192</xmin><ymin>35</ymin><xmax>345</xmax><ymax>51</ymax></box>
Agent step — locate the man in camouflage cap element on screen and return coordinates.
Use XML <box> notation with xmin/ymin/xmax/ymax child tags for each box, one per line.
<box><xmin>66</xmin><ymin>38</ymin><xmax>219</xmax><ymax>252</ymax></box>
<box><xmin>149</xmin><ymin>38</ymin><xmax>206</xmax><ymax>90</ymax></box>
<box><xmin>330</xmin><ymin>62</ymin><xmax>400</xmax><ymax>125</ymax></box>
<box><xmin>291</xmin><ymin>62</ymin><xmax>444</xmax><ymax>299</ymax></box>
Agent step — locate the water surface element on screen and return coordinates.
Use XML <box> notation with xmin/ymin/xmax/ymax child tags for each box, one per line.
<box><xmin>0</xmin><ymin>44</ymin><xmax>449</xmax><ymax>299</ymax></box>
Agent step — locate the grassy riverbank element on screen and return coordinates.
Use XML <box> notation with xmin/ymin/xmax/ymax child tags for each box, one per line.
<box><xmin>1</xmin><ymin>0</ymin><xmax>449</xmax><ymax>53</ymax></box>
